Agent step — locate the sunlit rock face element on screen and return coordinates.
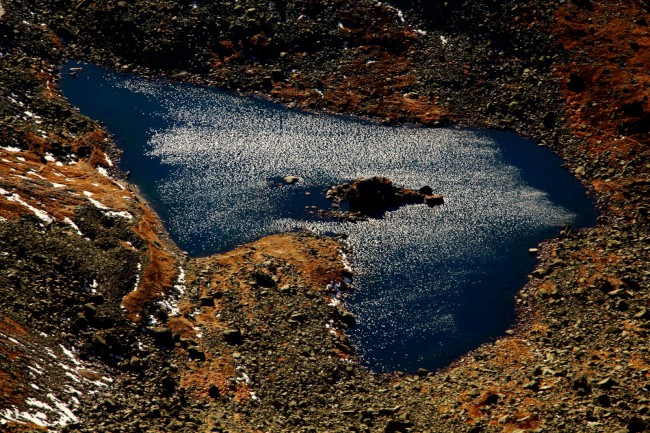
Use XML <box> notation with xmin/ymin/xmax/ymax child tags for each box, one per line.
<box><xmin>60</xmin><ymin>62</ymin><xmax>596</xmax><ymax>373</ymax></box>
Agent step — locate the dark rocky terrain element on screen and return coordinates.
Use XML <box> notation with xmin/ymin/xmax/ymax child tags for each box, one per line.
<box><xmin>0</xmin><ymin>0</ymin><xmax>648</xmax><ymax>432</ymax></box>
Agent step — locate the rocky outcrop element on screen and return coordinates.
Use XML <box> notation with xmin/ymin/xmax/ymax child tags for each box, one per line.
<box><xmin>322</xmin><ymin>176</ymin><xmax>443</xmax><ymax>221</ymax></box>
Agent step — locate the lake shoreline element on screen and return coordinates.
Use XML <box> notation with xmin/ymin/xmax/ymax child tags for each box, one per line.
<box><xmin>0</xmin><ymin>1</ymin><xmax>647</xmax><ymax>432</ymax></box>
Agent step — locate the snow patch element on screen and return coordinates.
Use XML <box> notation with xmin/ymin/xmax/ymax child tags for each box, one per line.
<box><xmin>0</xmin><ymin>187</ymin><xmax>53</xmax><ymax>223</ymax></box>
<box><xmin>63</xmin><ymin>217</ymin><xmax>82</xmax><ymax>236</ymax></box>
<box><xmin>84</xmin><ymin>191</ymin><xmax>133</xmax><ymax>219</ymax></box>
<box><xmin>26</xmin><ymin>398</ymin><xmax>54</xmax><ymax>412</ymax></box>
<box><xmin>1</xmin><ymin>407</ymin><xmax>48</xmax><ymax>428</ymax></box>
<box><xmin>105</xmin><ymin>210</ymin><xmax>133</xmax><ymax>220</ymax></box>
<box><xmin>24</xmin><ymin>111</ymin><xmax>41</xmax><ymax>121</ymax></box>
<box><xmin>47</xmin><ymin>393</ymin><xmax>78</xmax><ymax>425</ymax></box>
<box><xmin>1</xmin><ymin>146</ymin><xmax>22</xmax><ymax>153</ymax></box>
<box><xmin>132</xmin><ymin>262</ymin><xmax>142</xmax><ymax>292</ymax></box>
<box><xmin>340</xmin><ymin>251</ymin><xmax>353</xmax><ymax>274</ymax></box>
<box><xmin>27</xmin><ymin>171</ymin><xmax>46</xmax><ymax>180</ymax></box>
<box><xmin>2</xmin><ymin>392</ymin><xmax>78</xmax><ymax>428</ymax></box>
<box><xmin>157</xmin><ymin>266</ymin><xmax>186</xmax><ymax>317</ymax></box>
<box><xmin>60</xmin><ymin>344</ymin><xmax>82</xmax><ymax>366</ymax></box>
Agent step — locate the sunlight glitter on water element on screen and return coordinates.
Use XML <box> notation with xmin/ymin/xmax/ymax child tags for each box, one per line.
<box><xmin>60</xmin><ymin>62</ymin><xmax>596</xmax><ymax>373</ymax></box>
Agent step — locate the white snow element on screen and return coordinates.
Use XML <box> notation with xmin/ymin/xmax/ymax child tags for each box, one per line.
<box><xmin>132</xmin><ymin>262</ymin><xmax>142</xmax><ymax>292</ymax></box>
<box><xmin>23</xmin><ymin>111</ymin><xmax>41</xmax><ymax>120</ymax></box>
<box><xmin>47</xmin><ymin>393</ymin><xmax>78</xmax><ymax>425</ymax></box>
<box><xmin>64</xmin><ymin>372</ymin><xmax>81</xmax><ymax>383</ymax></box>
<box><xmin>1</xmin><ymin>408</ymin><xmax>48</xmax><ymax>427</ymax></box>
<box><xmin>83</xmin><ymin>191</ymin><xmax>133</xmax><ymax>219</ymax></box>
<box><xmin>44</xmin><ymin>153</ymin><xmax>56</xmax><ymax>162</ymax></box>
<box><xmin>27</xmin><ymin>365</ymin><xmax>44</xmax><ymax>375</ymax></box>
<box><xmin>0</xmin><ymin>187</ymin><xmax>54</xmax><ymax>223</ymax></box>
<box><xmin>1</xmin><ymin>146</ymin><xmax>22</xmax><ymax>153</ymax></box>
<box><xmin>63</xmin><ymin>217</ymin><xmax>83</xmax><ymax>236</ymax></box>
<box><xmin>177</xmin><ymin>267</ymin><xmax>186</xmax><ymax>285</ymax></box>
<box><xmin>440</xmin><ymin>35</ymin><xmax>448</xmax><ymax>45</ymax></box>
<box><xmin>105</xmin><ymin>210</ymin><xmax>133</xmax><ymax>219</ymax></box>
<box><xmin>51</xmin><ymin>182</ymin><xmax>65</xmax><ymax>188</ymax></box>
<box><xmin>26</xmin><ymin>398</ymin><xmax>54</xmax><ymax>412</ymax></box>
<box><xmin>27</xmin><ymin>171</ymin><xmax>46</xmax><ymax>180</ymax></box>
<box><xmin>59</xmin><ymin>344</ymin><xmax>82</xmax><ymax>366</ymax></box>
<box><xmin>96</xmin><ymin>166</ymin><xmax>109</xmax><ymax>177</ymax></box>
<box><xmin>340</xmin><ymin>251</ymin><xmax>353</xmax><ymax>274</ymax></box>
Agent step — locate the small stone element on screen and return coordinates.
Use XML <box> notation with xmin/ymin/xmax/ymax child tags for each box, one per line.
<box><xmin>383</xmin><ymin>419</ymin><xmax>412</xmax><ymax>433</ymax></box>
<box><xmin>604</xmin><ymin>325</ymin><xmax>621</xmax><ymax>335</ymax></box>
<box><xmin>208</xmin><ymin>385</ymin><xmax>220</xmax><ymax>399</ymax></box>
<box><xmin>424</xmin><ymin>194</ymin><xmax>444</xmax><ymax>206</ymax></box>
<box><xmin>339</xmin><ymin>310</ymin><xmax>357</xmax><ymax>326</ymax></box>
<box><xmin>188</xmin><ymin>346</ymin><xmax>205</xmax><ymax>361</ymax></box>
<box><xmin>484</xmin><ymin>393</ymin><xmax>499</xmax><ymax>405</ymax></box>
<box><xmin>223</xmin><ymin>328</ymin><xmax>243</xmax><ymax>345</ymax></box>
<box><xmin>150</xmin><ymin>326</ymin><xmax>174</xmax><ymax>347</ymax></box>
<box><xmin>283</xmin><ymin>175</ymin><xmax>301</xmax><ymax>185</ymax></box>
<box><xmin>523</xmin><ymin>380</ymin><xmax>539</xmax><ymax>392</ymax></box>
<box><xmin>200</xmin><ymin>295</ymin><xmax>215</xmax><ymax>307</ymax></box>
<box><xmin>597</xmin><ymin>377</ymin><xmax>618</xmax><ymax>389</ymax></box>
<box><xmin>627</xmin><ymin>416</ymin><xmax>647</xmax><ymax>433</ymax></box>
<box><xmin>596</xmin><ymin>394</ymin><xmax>611</xmax><ymax>407</ymax></box>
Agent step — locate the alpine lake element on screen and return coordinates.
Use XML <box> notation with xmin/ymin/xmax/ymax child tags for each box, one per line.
<box><xmin>60</xmin><ymin>62</ymin><xmax>597</xmax><ymax>374</ymax></box>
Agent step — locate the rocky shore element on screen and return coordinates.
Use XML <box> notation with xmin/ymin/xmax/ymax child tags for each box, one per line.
<box><xmin>0</xmin><ymin>0</ymin><xmax>648</xmax><ymax>432</ymax></box>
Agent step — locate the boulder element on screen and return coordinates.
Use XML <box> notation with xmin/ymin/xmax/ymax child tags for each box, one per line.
<box><xmin>283</xmin><ymin>175</ymin><xmax>301</xmax><ymax>185</ymax></box>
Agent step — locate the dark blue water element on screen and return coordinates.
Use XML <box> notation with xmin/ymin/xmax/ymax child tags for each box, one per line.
<box><xmin>60</xmin><ymin>61</ymin><xmax>597</xmax><ymax>373</ymax></box>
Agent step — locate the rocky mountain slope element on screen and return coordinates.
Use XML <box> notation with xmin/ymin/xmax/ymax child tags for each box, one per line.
<box><xmin>0</xmin><ymin>0</ymin><xmax>648</xmax><ymax>432</ymax></box>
